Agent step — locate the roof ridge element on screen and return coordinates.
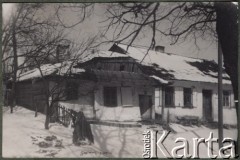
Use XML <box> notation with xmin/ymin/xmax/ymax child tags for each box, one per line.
<box><xmin>117</xmin><ymin>43</ymin><xmax>216</xmax><ymax>62</ymax></box>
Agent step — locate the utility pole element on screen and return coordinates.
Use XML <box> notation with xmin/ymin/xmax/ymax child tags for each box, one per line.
<box><xmin>162</xmin><ymin>86</ymin><xmax>165</xmax><ymax>123</ymax></box>
<box><xmin>218</xmin><ymin>40</ymin><xmax>223</xmax><ymax>148</ymax></box>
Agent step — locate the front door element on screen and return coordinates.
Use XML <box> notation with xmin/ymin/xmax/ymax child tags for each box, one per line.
<box><xmin>139</xmin><ymin>95</ymin><xmax>152</xmax><ymax>120</ymax></box>
<box><xmin>202</xmin><ymin>90</ymin><xmax>213</xmax><ymax>122</ymax></box>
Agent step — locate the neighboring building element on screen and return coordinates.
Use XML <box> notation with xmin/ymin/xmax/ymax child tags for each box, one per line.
<box><xmin>14</xmin><ymin>63</ymin><xmax>83</xmax><ymax>114</ymax></box>
<box><xmin>109</xmin><ymin>43</ymin><xmax>236</xmax><ymax>125</ymax></box>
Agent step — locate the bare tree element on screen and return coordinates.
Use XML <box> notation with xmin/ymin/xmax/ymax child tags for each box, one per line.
<box><xmin>30</xmin><ymin>37</ymin><xmax>96</xmax><ymax>129</ymax></box>
<box><xmin>2</xmin><ymin>3</ymin><xmax>52</xmax><ymax>112</ymax></box>
<box><xmin>3</xmin><ymin>3</ymin><xmax>98</xmax><ymax>129</ymax></box>
<box><xmin>55</xmin><ymin>3</ymin><xmax>94</xmax><ymax>28</ymax></box>
<box><xmin>103</xmin><ymin>2</ymin><xmax>237</xmax><ymax>102</ymax></box>
<box><xmin>2</xmin><ymin>3</ymin><xmax>69</xmax><ymax>113</ymax></box>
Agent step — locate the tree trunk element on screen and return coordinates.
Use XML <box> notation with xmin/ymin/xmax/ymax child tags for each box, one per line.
<box><xmin>215</xmin><ymin>2</ymin><xmax>238</xmax><ymax>154</ymax></box>
<box><xmin>45</xmin><ymin>103</ymin><xmax>50</xmax><ymax>129</ymax></box>
<box><xmin>35</xmin><ymin>104</ymin><xmax>38</xmax><ymax>117</ymax></box>
<box><xmin>11</xmin><ymin>17</ymin><xmax>18</xmax><ymax>113</ymax></box>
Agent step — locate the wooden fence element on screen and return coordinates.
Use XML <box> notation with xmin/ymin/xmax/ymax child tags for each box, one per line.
<box><xmin>56</xmin><ymin>105</ymin><xmax>77</xmax><ymax>127</ymax></box>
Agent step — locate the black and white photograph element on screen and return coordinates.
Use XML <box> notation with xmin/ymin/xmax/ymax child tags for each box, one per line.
<box><xmin>2</xmin><ymin>2</ymin><xmax>238</xmax><ymax>158</ymax></box>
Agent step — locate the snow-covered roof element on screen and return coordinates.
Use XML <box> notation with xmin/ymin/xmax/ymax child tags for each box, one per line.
<box><xmin>149</xmin><ymin>75</ymin><xmax>169</xmax><ymax>84</ymax></box>
<box><xmin>109</xmin><ymin>44</ymin><xmax>231</xmax><ymax>84</ymax></box>
<box><xmin>17</xmin><ymin>44</ymin><xmax>231</xmax><ymax>85</ymax></box>
<box><xmin>17</xmin><ymin>61</ymin><xmax>85</xmax><ymax>81</ymax></box>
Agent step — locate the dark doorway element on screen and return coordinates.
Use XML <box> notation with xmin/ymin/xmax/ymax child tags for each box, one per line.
<box><xmin>139</xmin><ymin>95</ymin><xmax>152</xmax><ymax>120</ymax></box>
<box><xmin>202</xmin><ymin>90</ymin><xmax>213</xmax><ymax>122</ymax></box>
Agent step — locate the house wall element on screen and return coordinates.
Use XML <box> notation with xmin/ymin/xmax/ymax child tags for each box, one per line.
<box><xmin>155</xmin><ymin>80</ymin><xmax>236</xmax><ymax>125</ymax></box>
<box><xmin>94</xmin><ymin>81</ymin><xmax>155</xmax><ymax>121</ymax></box>
<box><xmin>55</xmin><ymin>80</ymin><xmax>95</xmax><ymax>119</ymax></box>
<box><xmin>51</xmin><ymin>78</ymin><xmax>156</xmax><ymax>121</ymax></box>
<box><xmin>83</xmin><ymin>58</ymin><xmax>143</xmax><ymax>73</ymax></box>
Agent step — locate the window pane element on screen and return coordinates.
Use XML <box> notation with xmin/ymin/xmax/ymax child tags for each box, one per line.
<box><xmin>223</xmin><ymin>90</ymin><xmax>230</xmax><ymax>107</ymax></box>
<box><xmin>155</xmin><ymin>97</ymin><xmax>160</xmax><ymax>106</ymax></box>
<box><xmin>184</xmin><ymin>88</ymin><xmax>192</xmax><ymax>107</ymax></box>
<box><xmin>155</xmin><ymin>88</ymin><xmax>160</xmax><ymax>97</ymax></box>
<box><xmin>165</xmin><ymin>87</ymin><xmax>174</xmax><ymax>107</ymax></box>
<box><xmin>104</xmin><ymin>87</ymin><xmax>117</xmax><ymax>107</ymax></box>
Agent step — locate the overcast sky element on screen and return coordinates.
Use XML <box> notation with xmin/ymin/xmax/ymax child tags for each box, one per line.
<box><xmin>3</xmin><ymin>3</ymin><xmax>218</xmax><ymax>62</ymax></box>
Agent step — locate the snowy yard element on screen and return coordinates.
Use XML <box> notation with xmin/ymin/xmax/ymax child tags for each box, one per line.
<box><xmin>2</xmin><ymin>106</ymin><xmax>237</xmax><ymax>158</ymax></box>
<box><xmin>2</xmin><ymin>106</ymin><xmax>107</xmax><ymax>158</ymax></box>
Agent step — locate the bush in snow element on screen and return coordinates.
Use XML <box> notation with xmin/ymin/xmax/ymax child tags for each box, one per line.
<box><xmin>44</xmin><ymin>135</ymin><xmax>57</xmax><ymax>141</ymax></box>
<box><xmin>38</xmin><ymin>141</ymin><xmax>52</xmax><ymax>148</ymax></box>
<box><xmin>54</xmin><ymin>139</ymin><xmax>63</xmax><ymax>148</ymax></box>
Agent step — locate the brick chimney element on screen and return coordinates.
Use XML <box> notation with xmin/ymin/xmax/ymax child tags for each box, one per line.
<box><xmin>155</xmin><ymin>45</ymin><xmax>165</xmax><ymax>53</ymax></box>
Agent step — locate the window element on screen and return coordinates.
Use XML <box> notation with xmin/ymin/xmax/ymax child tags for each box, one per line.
<box><xmin>121</xmin><ymin>87</ymin><xmax>133</xmax><ymax>106</ymax></box>
<box><xmin>165</xmin><ymin>87</ymin><xmax>174</xmax><ymax>107</ymax></box>
<box><xmin>104</xmin><ymin>87</ymin><xmax>117</xmax><ymax>107</ymax></box>
<box><xmin>120</xmin><ymin>65</ymin><xmax>125</xmax><ymax>71</ymax></box>
<box><xmin>183</xmin><ymin>88</ymin><xmax>193</xmax><ymax>108</ymax></box>
<box><xmin>223</xmin><ymin>90</ymin><xmax>230</xmax><ymax>107</ymax></box>
<box><xmin>66</xmin><ymin>82</ymin><xmax>78</xmax><ymax>100</ymax></box>
<box><xmin>155</xmin><ymin>88</ymin><xmax>161</xmax><ymax>107</ymax></box>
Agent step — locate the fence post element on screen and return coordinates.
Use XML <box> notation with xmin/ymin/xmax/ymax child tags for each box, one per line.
<box><xmin>63</xmin><ymin>108</ymin><xmax>66</xmax><ymax>125</ymax></box>
<box><xmin>62</xmin><ymin>107</ymin><xmax>64</xmax><ymax>123</ymax></box>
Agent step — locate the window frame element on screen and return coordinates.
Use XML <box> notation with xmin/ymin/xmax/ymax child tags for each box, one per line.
<box><xmin>103</xmin><ymin>87</ymin><xmax>118</xmax><ymax>107</ymax></box>
<box><xmin>164</xmin><ymin>86</ymin><xmax>174</xmax><ymax>107</ymax></box>
<box><xmin>155</xmin><ymin>88</ymin><xmax>161</xmax><ymax>107</ymax></box>
<box><xmin>183</xmin><ymin>87</ymin><xmax>193</xmax><ymax>108</ymax></box>
<box><xmin>223</xmin><ymin>90</ymin><xmax>231</xmax><ymax>108</ymax></box>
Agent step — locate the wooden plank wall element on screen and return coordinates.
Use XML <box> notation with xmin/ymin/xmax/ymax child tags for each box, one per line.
<box><xmin>83</xmin><ymin>58</ymin><xmax>143</xmax><ymax>73</ymax></box>
<box><xmin>16</xmin><ymin>80</ymin><xmax>48</xmax><ymax>113</ymax></box>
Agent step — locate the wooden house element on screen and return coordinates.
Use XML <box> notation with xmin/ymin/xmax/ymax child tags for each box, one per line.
<box><xmin>14</xmin><ymin>43</ymin><xmax>237</xmax><ymax>125</ymax></box>
<box><xmin>15</xmin><ymin>63</ymin><xmax>85</xmax><ymax>114</ymax></box>
<box><xmin>15</xmin><ymin>52</ymin><xmax>167</xmax><ymax>123</ymax></box>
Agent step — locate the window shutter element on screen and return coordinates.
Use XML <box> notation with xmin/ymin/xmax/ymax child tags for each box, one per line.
<box><xmin>121</xmin><ymin>87</ymin><xmax>133</xmax><ymax>106</ymax></box>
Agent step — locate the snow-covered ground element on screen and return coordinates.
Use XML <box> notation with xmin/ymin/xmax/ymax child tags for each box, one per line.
<box><xmin>2</xmin><ymin>106</ymin><xmax>237</xmax><ymax>158</ymax></box>
<box><xmin>2</xmin><ymin>106</ymin><xmax>106</xmax><ymax>158</ymax></box>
